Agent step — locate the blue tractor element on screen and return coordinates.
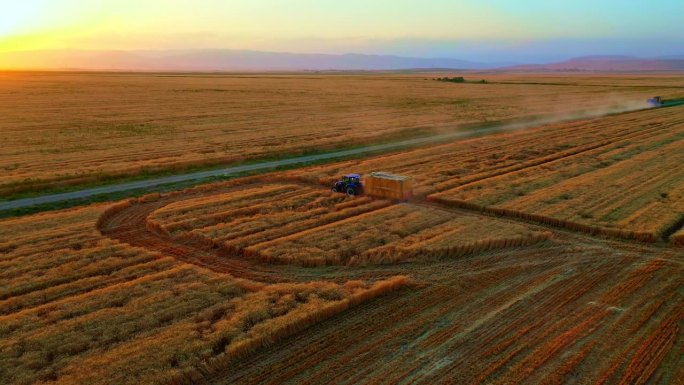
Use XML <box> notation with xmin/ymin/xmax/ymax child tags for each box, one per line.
<box><xmin>647</xmin><ymin>96</ymin><xmax>663</xmax><ymax>107</ymax></box>
<box><xmin>331</xmin><ymin>174</ymin><xmax>363</xmax><ymax>196</ymax></box>
<box><xmin>647</xmin><ymin>96</ymin><xmax>684</xmax><ymax>108</ymax></box>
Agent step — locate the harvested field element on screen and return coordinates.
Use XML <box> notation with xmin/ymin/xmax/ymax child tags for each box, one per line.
<box><xmin>145</xmin><ymin>183</ymin><xmax>548</xmax><ymax>266</ymax></box>
<box><xmin>1</xmin><ymin>167</ymin><xmax>682</xmax><ymax>385</ymax></box>
<box><xmin>0</xmin><ymin>203</ymin><xmax>411</xmax><ymax>385</ymax></box>
<box><xmin>210</xmin><ymin>244</ymin><xmax>683</xmax><ymax>385</ymax></box>
<box><xmin>289</xmin><ymin>106</ymin><xmax>684</xmax><ymax>241</ymax></box>
<box><xmin>429</xmin><ymin>107</ymin><xmax>684</xmax><ymax>241</ymax></box>
<box><xmin>285</xmin><ymin>106</ymin><xmax>679</xmax><ymax>194</ymax></box>
<box><xmin>246</xmin><ymin>203</ymin><xmax>549</xmax><ymax>266</ymax></box>
<box><xmin>0</xmin><ymin>165</ymin><xmax>684</xmax><ymax>384</ymax></box>
<box><xmin>1</xmin><ymin>72</ymin><xmax>684</xmax><ymax>385</ymax></box>
<box><xmin>146</xmin><ymin>183</ymin><xmax>393</xmax><ymax>260</ymax></box>
<box><xmin>0</xmin><ymin>72</ymin><xmax>676</xmax><ymax>195</ymax></box>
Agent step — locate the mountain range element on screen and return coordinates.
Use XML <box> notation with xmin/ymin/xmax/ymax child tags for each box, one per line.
<box><xmin>1</xmin><ymin>49</ymin><xmax>683</xmax><ymax>72</ymax></box>
<box><xmin>0</xmin><ymin>49</ymin><xmax>496</xmax><ymax>71</ymax></box>
<box><xmin>504</xmin><ymin>55</ymin><xmax>684</xmax><ymax>72</ymax></box>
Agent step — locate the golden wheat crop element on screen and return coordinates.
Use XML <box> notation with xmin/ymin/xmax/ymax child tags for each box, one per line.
<box><xmin>0</xmin><ymin>72</ymin><xmax>674</xmax><ymax>195</ymax></box>
<box><xmin>0</xmin><ymin>204</ymin><xmax>411</xmax><ymax>385</ymax></box>
<box><xmin>142</xmin><ymin>183</ymin><xmax>549</xmax><ymax>266</ymax></box>
<box><xmin>429</xmin><ymin>107</ymin><xmax>684</xmax><ymax>241</ymax></box>
<box><xmin>1</xmin><ymin>72</ymin><xmax>683</xmax><ymax>385</ymax></box>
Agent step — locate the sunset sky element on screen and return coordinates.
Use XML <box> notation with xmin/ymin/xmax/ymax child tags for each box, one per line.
<box><xmin>1</xmin><ymin>0</ymin><xmax>683</xmax><ymax>63</ymax></box>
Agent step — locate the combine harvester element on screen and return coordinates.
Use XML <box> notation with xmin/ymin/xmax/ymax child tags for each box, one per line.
<box><xmin>331</xmin><ymin>172</ymin><xmax>413</xmax><ymax>200</ymax></box>
<box><xmin>647</xmin><ymin>96</ymin><xmax>684</xmax><ymax>108</ymax></box>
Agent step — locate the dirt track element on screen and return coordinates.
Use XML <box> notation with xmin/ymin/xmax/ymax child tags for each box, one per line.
<box><xmin>2</xmin><ymin>102</ymin><xmax>662</xmax><ymax>213</ymax></box>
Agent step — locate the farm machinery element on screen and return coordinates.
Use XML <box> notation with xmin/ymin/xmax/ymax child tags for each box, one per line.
<box><xmin>647</xmin><ymin>96</ymin><xmax>664</xmax><ymax>107</ymax></box>
<box><xmin>331</xmin><ymin>172</ymin><xmax>413</xmax><ymax>200</ymax></box>
<box><xmin>331</xmin><ymin>174</ymin><xmax>363</xmax><ymax>196</ymax></box>
<box><xmin>647</xmin><ymin>96</ymin><xmax>684</xmax><ymax>108</ymax></box>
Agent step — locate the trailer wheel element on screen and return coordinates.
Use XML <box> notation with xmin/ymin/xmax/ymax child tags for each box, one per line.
<box><xmin>346</xmin><ymin>187</ymin><xmax>356</xmax><ymax>197</ymax></box>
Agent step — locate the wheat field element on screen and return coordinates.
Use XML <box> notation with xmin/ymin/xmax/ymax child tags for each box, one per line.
<box><xmin>0</xmin><ymin>72</ymin><xmax>679</xmax><ymax>195</ymax></box>
<box><xmin>0</xmin><ymin>200</ymin><xmax>411</xmax><ymax>385</ymax></box>
<box><xmin>1</xmin><ymin>73</ymin><xmax>683</xmax><ymax>385</ymax></box>
<box><xmin>287</xmin><ymin>105</ymin><xmax>684</xmax><ymax>242</ymax></box>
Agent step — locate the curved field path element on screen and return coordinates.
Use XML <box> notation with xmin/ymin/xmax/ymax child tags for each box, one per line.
<box><xmin>96</xmin><ymin>180</ymin><xmax>684</xmax><ymax>385</ymax></box>
<box><xmin>97</xmin><ymin>181</ymin><xmax>413</xmax><ymax>283</ymax></box>
<box><xmin>99</xmin><ymin>185</ymin><xmax>298</xmax><ymax>283</ymax></box>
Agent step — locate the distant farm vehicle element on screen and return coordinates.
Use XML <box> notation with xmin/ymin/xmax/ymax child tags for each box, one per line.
<box><xmin>647</xmin><ymin>96</ymin><xmax>684</xmax><ymax>108</ymax></box>
<box><xmin>647</xmin><ymin>96</ymin><xmax>663</xmax><ymax>107</ymax></box>
<box><xmin>331</xmin><ymin>174</ymin><xmax>363</xmax><ymax>196</ymax></box>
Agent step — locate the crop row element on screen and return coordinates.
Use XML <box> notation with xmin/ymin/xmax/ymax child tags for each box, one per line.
<box><xmin>430</xmin><ymin>118</ymin><xmax>684</xmax><ymax>242</ymax></box>
<box><xmin>0</xmin><ymin>203</ymin><xmax>412</xmax><ymax>385</ymax></box>
<box><xmin>285</xmin><ymin>106</ymin><xmax>672</xmax><ymax>196</ymax></box>
<box><xmin>672</xmin><ymin>226</ymin><xmax>684</xmax><ymax>246</ymax></box>
<box><xmin>277</xmin><ymin>106</ymin><xmax>684</xmax><ymax>244</ymax></box>
<box><xmin>207</xmin><ymin>239</ymin><xmax>683</xmax><ymax>385</ymax></box>
<box><xmin>245</xmin><ymin>204</ymin><xmax>550</xmax><ymax>266</ymax></box>
<box><xmin>144</xmin><ymin>184</ymin><xmax>549</xmax><ymax>267</ymax></box>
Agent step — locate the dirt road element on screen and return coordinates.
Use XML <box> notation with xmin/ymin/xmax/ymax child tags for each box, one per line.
<box><xmin>0</xmin><ymin>105</ymin><xmax>656</xmax><ymax>212</ymax></box>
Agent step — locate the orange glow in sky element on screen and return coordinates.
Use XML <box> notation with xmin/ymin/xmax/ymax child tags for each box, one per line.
<box><xmin>1</xmin><ymin>0</ymin><xmax>682</xmax><ymax>68</ymax></box>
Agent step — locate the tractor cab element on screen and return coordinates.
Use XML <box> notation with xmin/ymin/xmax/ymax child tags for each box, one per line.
<box><xmin>647</xmin><ymin>96</ymin><xmax>663</xmax><ymax>107</ymax></box>
<box><xmin>331</xmin><ymin>174</ymin><xmax>363</xmax><ymax>196</ymax></box>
